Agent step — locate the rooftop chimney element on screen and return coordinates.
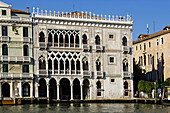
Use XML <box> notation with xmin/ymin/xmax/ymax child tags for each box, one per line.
<box><xmin>27</xmin><ymin>7</ymin><xmax>29</xmax><ymax>13</ymax></box>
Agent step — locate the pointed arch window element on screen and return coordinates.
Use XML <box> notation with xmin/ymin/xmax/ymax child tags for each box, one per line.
<box><xmin>39</xmin><ymin>32</ymin><xmax>45</xmax><ymax>42</ymax></box>
<box><xmin>82</xmin><ymin>34</ymin><xmax>87</xmax><ymax>44</ymax></box>
<box><xmin>96</xmin><ymin>81</ymin><xmax>101</xmax><ymax>96</ymax></box>
<box><xmin>122</xmin><ymin>36</ymin><xmax>127</xmax><ymax>46</ymax></box>
<box><xmin>95</xmin><ymin>35</ymin><xmax>100</xmax><ymax>45</ymax></box>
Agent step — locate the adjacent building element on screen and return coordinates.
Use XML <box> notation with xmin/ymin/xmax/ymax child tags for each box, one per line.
<box><xmin>133</xmin><ymin>26</ymin><xmax>170</xmax><ymax>83</ymax></box>
<box><xmin>0</xmin><ymin>1</ymin><xmax>134</xmax><ymax>101</ymax></box>
<box><xmin>0</xmin><ymin>2</ymin><xmax>33</xmax><ymax>99</ymax></box>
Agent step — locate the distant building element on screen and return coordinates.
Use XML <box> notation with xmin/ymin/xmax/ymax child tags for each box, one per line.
<box><xmin>133</xmin><ymin>26</ymin><xmax>170</xmax><ymax>83</ymax></box>
<box><xmin>0</xmin><ymin>2</ymin><xmax>33</xmax><ymax>98</ymax></box>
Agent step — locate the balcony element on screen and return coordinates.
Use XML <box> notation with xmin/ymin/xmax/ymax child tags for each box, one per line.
<box><xmin>0</xmin><ymin>36</ymin><xmax>10</xmax><ymax>42</ymax></box>
<box><xmin>96</xmin><ymin>45</ymin><xmax>103</xmax><ymax>51</ymax></box>
<box><xmin>83</xmin><ymin>44</ymin><xmax>89</xmax><ymax>50</ymax></box>
<box><xmin>39</xmin><ymin>69</ymin><xmax>47</xmax><ymax>75</ymax></box>
<box><xmin>0</xmin><ymin>56</ymin><xmax>31</xmax><ymax>62</ymax></box>
<box><xmin>123</xmin><ymin>46</ymin><xmax>130</xmax><ymax>53</ymax></box>
<box><xmin>123</xmin><ymin>71</ymin><xmax>131</xmax><ymax>77</ymax></box>
<box><xmin>23</xmin><ymin>37</ymin><xmax>30</xmax><ymax>43</ymax></box>
<box><xmin>0</xmin><ymin>73</ymin><xmax>33</xmax><ymax>79</ymax></box>
<box><xmin>39</xmin><ymin>42</ymin><xmax>46</xmax><ymax>49</ymax></box>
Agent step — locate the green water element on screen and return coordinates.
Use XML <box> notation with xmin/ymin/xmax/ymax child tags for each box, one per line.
<box><xmin>0</xmin><ymin>103</ymin><xmax>169</xmax><ymax>113</ymax></box>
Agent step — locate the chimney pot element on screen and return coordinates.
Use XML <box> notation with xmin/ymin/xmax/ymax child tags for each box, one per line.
<box><xmin>27</xmin><ymin>7</ymin><xmax>29</xmax><ymax>13</ymax></box>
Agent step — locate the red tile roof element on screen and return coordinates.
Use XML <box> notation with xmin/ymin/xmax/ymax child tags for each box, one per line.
<box><xmin>60</xmin><ymin>11</ymin><xmax>105</xmax><ymax>20</ymax></box>
<box><xmin>133</xmin><ymin>27</ymin><xmax>170</xmax><ymax>44</ymax></box>
<box><xmin>11</xmin><ymin>9</ymin><xmax>30</xmax><ymax>14</ymax></box>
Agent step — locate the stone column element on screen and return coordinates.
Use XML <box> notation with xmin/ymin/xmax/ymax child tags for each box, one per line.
<box><xmin>57</xmin><ymin>84</ymin><xmax>60</xmax><ymax>100</ymax></box>
<box><xmin>70</xmin><ymin>84</ymin><xmax>73</xmax><ymax>100</ymax></box>
<box><xmin>30</xmin><ymin>82</ymin><xmax>33</xmax><ymax>98</ymax></box>
<box><xmin>80</xmin><ymin>84</ymin><xmax>83</xmax><ymax>100</ymax></box>
<box><xmin>10</xmin><ymin>81</ymin><xmax>13</xmax><ymax>98</ymax></box>
<box><xmin>19</xmin><ymin>81</ymin><xmax>22</xmax><ymax>98</ymax></box>
<box><xmin>90</xmin><ymin>85</ymin><xmax>92</xmax><ymax>99</ymax></box>
<box><xmin>0</xmin><ymin>81</ymin><xmax>1</xmax><ymax>97</ymax></box>
<box><xmin>35</xmin><ymin>83</ymin><xmax>39</xmax><ymax>98</ymax></box>
<box><xmin>47</xmin><ymin>84</ymin><xmax>49</xmax><ymax>98</ymax></box>
<box><xmin>52</xmin><ymin>61</ymin><xmax>54</xmax><ymax>75</ymax></box>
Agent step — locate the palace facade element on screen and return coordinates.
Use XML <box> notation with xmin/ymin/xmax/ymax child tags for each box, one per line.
<box><xmin>0</xmin><ymin>1</ymin><xmax>134</xmax><ymax>100</ymax></box>
<box><xmin>133</xmin><ymin>26</ymin><xmax>170</xmax><ymax>83</ymax></box>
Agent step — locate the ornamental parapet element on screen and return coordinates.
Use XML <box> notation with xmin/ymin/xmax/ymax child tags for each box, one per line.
<box><xmin>0</xmin><ymin>73</ymin><xmax>33</xmax><ymax>79</ymax></box>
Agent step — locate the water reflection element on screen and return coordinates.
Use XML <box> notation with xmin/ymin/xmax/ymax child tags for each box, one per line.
<box><xmin>0</xmin><ymin>103</ymin><xmax>170</xmax><ymax>113</ymax></box>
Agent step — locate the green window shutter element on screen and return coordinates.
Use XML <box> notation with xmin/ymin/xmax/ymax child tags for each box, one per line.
<box><xmin>4</xmin><ymin>45</ymin><xmax>8</xmax><ymax>55</ymax></box>
<box><xmin>3</xmin><ymin>64</ymin><xmax>8</xmax><ymax>72</ymax></box>
<box><xmin>23</xmin><ymin>27</ymin><xmax>28</xmax><ymax>37</ymax></box>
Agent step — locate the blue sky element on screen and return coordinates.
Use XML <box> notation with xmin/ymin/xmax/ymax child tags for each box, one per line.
<box><xmin>2</xmin><ymin>0</ymin><xmax>170</xmax><ymax>41</ymax></box>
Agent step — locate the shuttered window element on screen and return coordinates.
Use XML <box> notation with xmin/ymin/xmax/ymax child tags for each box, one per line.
<box><xmin>3</xmin><ymin>64</ymin><xmax>8</xmax><ymax>72</ymax></box>
<box><xmin>23</xmin><ymin>27</ymin><xmax>28</xmax><ymax>37</ymax></box>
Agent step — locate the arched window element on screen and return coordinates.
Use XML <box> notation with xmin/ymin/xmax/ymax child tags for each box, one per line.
<box><xmin>75</xmin><ymin>34</ymin><xmax>79</xmax><ymax>47</ymax></box>
<box><xmin>48</xmin><ymin>59</ymin><xmax>52</xmax><ymax>74</ymax></box>
<box><xmin>96</xmin><ymin>59</ymin><xmax>101</xmax><ymax>71</ymax></box>
<box><xmin>76</xmin><ymin>60</ymin><xmax>80</xmax><ymax>74</ymax></box>
<box><xmin>59</xmin><ymin>33</ymin><xmax>63</xmax><ymax>47</ymax></box>
<box><xmin>60</xmin><ymin>59</ymin><xmax>64</xmax><ymax>74</ymax></box>
<box><xmin>95</xmin><ymin>35</ymin><xmax>100</xmax><ymax>45</ymax></box>
<box><xmin>54</xmin><ymin>33</ymin><xmax>58</xmax><ymax>47</ymax></box>
<box><xmin>39</xmin><ymin>56</ymin><xmax>46</xmax><ymax>74</ymax></box>
<box><xmin>71</xmin><ymin>59</ymin><xmax>75</xmax><ymax>74</ymax></box>
<box><xmin>48</xmin><ymin>33</ymin><xmax>52</xmax><ymax>46</ymax></box>
<box><xmin>39</xmin><ymin>32</ymin><xmax>45</xmax><ymax>42</ymax></box>
<box><xmin>22</xmin><ymin>83</ymin><xmax>30</xmax><ymax>97</ymax></box>
<box><xmin>65</xmin><ymin>59</ymin><xmax>69</xmax><ymax>74</ymax></box>
<box><xmin>96</xmin><ymin>81</ymin><xmax>101</xmax><ymax>96</ymax></box>
<box><xmin>82</xmin><ymin>34</ymin><xmax>87</xmax><ymax>44</ymax></box>
<box><xmin>70</xmin><ymin>34</ymin><xmax>74</xmax><ymax>47</ymax></box>
<box><xmin>122</xmin><ymin>36</ymin><xmax>127</xmax><ymax>46</ymax></box>
<box><xmin>65</xmin><ymin>34</ymin><xmax>69</xmax><ymax>47</ymax></box>
<box><xmin>23</xmin><ymin>45</ymin><xmax>29</xmax><ymax>56</ymax></box>
<box><xmin>54</xmin><ymin>59</ymin><xmax>58</xmax><ymax>74</ymax></box>
<box><xmin>123</xmin><ymin>59</ymin><xmax>128</xmax><ymax>72</ymax></box>
<box><xmin>2</xmin><ymin>44</ymin><xmax>8</xmax><ymax>55</ymax></box>
<box><xmin>82</xmin><ymin>57</ymin><xmax>88</xmax><ymax>70</ymax></box>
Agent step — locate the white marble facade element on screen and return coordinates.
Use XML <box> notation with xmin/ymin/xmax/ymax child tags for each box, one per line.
<box><xmin>32</xmin><ymin>8</ymin><xmax>134</xmax><ymax>100</ymax></box>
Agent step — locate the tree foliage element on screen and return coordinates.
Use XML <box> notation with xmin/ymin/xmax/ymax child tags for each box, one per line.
<box><xmin>138</xmin><ymin>80</ymin><xmax>158</xmax><ymax>93</ymax></box>
<box><xmin>161</xmin><ymin>77</ymin><xmax>170</xmax><ymax>88</ymax></box>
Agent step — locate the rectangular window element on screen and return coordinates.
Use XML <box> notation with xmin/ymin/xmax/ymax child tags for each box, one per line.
<box><xmin>149</xmin><ymin>42</ymin><xmax>151</xmax><ymax>48</ymax></box>
<box><xmin>23</xmin><ymin>65</ymin><xmax>29</xmax><ymax>73</ymax></box>
<box><xmin>3</xmin><ymin>64</ymin><xmax>8</xmax><ymax>72</ymax></box>
<box><xmin>136</xmin><ymin>46</ymin><xmax>137</xmax><ymax>50</ymax></box>
<box><xmin>140</xmin><ymin>44</ymin><xmax>141</xmax><ymax>50</ymax></box>
<box><xmin>108</xmin><ymin>56</ymin><xmax>115</xmax><ymax>64</ymax></box>
<box><xmin>2</xmin><ymin>10</ymin><xmax>6</xmax><ymax>16</ymax></box>
<box><xmin>2</xmin><ymin>26</ymin><xmax>7</xmax><ymax>36</ymax></box>
<box><xmin>23</xmin><ymin>27</ymin><xmax>28</xmax><ymax>37</ymax></box>
<box><xmin>144</xmin><ymin>43</ymin><xmax>146</xmax><ymax>51</ymax></box>
<box><xmin>109</xmin><ymin>34</ymin><xmax>114</xmax><ymax>39</ymax></box>
<box><xmin>157</xmin><ymin>39</ymin><xmax>159</xmax><ymax>46</ymax></box>
<box><xmin>161</xmin><ymin>37</ymin><xmax>163</xmax><ymax>44</ymax></box>
<box><xmin>111</xmin><ymin>79</ymin><xmax>115</xmax><ymax>82</ymax></box>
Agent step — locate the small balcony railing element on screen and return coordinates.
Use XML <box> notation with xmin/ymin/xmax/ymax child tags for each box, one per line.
<box><xmin>0</xmin><ymin>73</ymin><xmax>33</xmax><ymax>79</ymax></box>
<box><xmin>39</xmin><ymin>42</ymin><xmax>46</xmax><ymax>49</ymax></box>
<box><xmin>0</xmin><ymin>36</ymin><xmax>10</xmax><ymax>42</ymax></box>
<box><xmin>23</xmin><ymin>37</ymin><xmax>30</xmax><ymax>43</ymax></box>
<box><xmin>0</xmin><ymin>56</ymin><xmax>30</xmax><ymax>62</ymax></box>
<box><xmin>65</xmin><ymin>70</ymin><xmax>70</xmax><ymax>74</ymax></box>
<box><xmin>65</xmin><ymin>43</ymin><xmax>69</xmax><ymax>47</ymax></box>
<box><xmin>39</xmin><ymin>69</ymin><xmax>47</xmax><ymax>75</ymax></box>
<box><xmin>71</xmin><ymin>70</ymin><xmax>75</xmax><ymax>74</ymax></box>
<box><xmin>123</xmin><ymin>46</ymin><xmax>130</xmax><ymax>53</ymax></box>
<box><xmin>59</xmin><ymin>43</ymin><xmax>64</xmax><ymax>47</ymax></box>
<box><xmin>48</xmin><ymin>42</ymin><xmax>52</xmax><ymax>47</ymax></box>
<box><xmin>75</xmin><ymin>44</ymin><xmax>79</xmax><ymax>48</ymax></box>
<box><xmin>60</xmin><ymin>70</ymin><xmax>64</xmax><ymax>74</ymax></box>
<box><xmin>54</xmin><ymin>43</ymin><xmax>58</xmax><ymax>47</ymax></box>
<box><xmin>97</xmin><ymin>71</ymin><xmax>102</xmax><ymax>75</ymax></box>
<box><xmin>48</xmin><ymin>69</ymin><xmax>52</xmax><ymax>74</ymax></box>
<box><xmin>123</xmin><ymin>71</ymin><xmax>130</xmax><ymax>77</ymax></box>
<box><xmin>70</xmin><ymin>43</ymin><xmax>74</xmax><ymax>47</ymax></box>
<box><xmin>76</xmin><ymin>70</ymin><xmax>81</xmax><ymax>74</ymax></box>
<box><xmin>83</xmin><ymin>44</ymin><xmax>89</xmax><ymax>50</ymax></box>
<box><xmin>96</xmin><ymin>45</ymin><xmax>102</xmax><ymax>51</ymax></box>
<box><xmin>83</xmin><ymin>70</ymin><xmax>90</xmax><ymax>75</ymax></box>
<box><xmin>54</xmin><ymin>70</ymin><xmax>58</xmax><ymax>74</ymax></box>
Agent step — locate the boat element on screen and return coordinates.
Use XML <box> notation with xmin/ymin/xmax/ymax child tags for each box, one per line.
<box><xmin>162</xmin><ymin>86</ymin><xmax>170</xmax><ymax>105</ymax></box>
<box><xmin>0</xmin><ymin>98</ymin><xmax>21</xmax><ymax>105</ymax></box>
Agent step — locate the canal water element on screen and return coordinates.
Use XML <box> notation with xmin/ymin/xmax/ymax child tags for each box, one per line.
<box><xmin>0</xmin><ymin>103</ymin><xmax>169</xmax><ymax>113</ymax></box>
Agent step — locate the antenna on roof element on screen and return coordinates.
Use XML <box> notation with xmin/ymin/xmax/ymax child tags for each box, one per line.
<box><xmin>73</xmin><ymin>0</ymin><xmax>75</xmax><ymax>11</ymax></box>
<box><xmin>147</xmin><ymin>24</ymin><xmax>149</xmax><ymax>34</ymax></box>
<box><xmin>153</xmin><ymin>19</ymin><xmax>155</xmax><ymax>33</ymax></box>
